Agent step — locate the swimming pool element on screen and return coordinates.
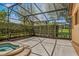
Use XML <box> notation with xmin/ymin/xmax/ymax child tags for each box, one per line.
<box><xmin>0</xmin><ymin>43</ymin><xmax>19</xmax><ymax>52</ymax></box>
<box><xmin>0</xmin><ymin>42</ymin><xmax>24</xmax><ymax>56</ymax></box>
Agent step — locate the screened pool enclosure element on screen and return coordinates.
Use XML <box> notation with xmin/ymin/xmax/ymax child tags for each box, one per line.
<box><xmin>0</xmin><ymin>3</ymin><xmax>71</xmax><ymax>40</ymax></box>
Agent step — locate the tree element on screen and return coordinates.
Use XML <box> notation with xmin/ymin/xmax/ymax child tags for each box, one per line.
<box><xmin>0</xmin><ymin>11</ymin><xmax>7</xmax><ymax>22</ymax></box>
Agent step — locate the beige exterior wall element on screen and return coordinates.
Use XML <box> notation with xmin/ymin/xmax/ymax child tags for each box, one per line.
<box><xmin>71</xmin><ymin>3</ymin><xmax>79</xmax><ymax>55</ymax></box>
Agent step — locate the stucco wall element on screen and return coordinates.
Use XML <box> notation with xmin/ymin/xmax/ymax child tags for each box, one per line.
<box><xmin>72</xmin><ymin>25</ymin><xmax>79</xmax><ymax>43</ymax></box>
<box><xmin>71</xmin><ymin>4</ymin><xmax>79</xmax><ymax>55</ymax></box>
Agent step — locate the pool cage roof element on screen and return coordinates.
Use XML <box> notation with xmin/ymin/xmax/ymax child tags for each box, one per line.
<box><xmin>0</xmin><ymin>3</ymin><xmax>69</xmax><ymax>25</ymax></box>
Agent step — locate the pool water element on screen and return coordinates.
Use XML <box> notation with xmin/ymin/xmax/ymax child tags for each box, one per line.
<box><xmin>0</xmin><ymin>43</ymin><xmax>19</xmax><ymax>52</ymax></box>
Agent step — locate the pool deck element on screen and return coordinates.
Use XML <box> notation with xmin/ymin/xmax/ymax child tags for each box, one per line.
<box><xmin>9</xmin><ymin>37</ymin><xmax>77</xmax><ymax>56</ymax></box>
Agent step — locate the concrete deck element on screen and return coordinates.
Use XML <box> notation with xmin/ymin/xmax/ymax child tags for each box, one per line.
<box><xmin>14</xmin><ymin>37</ymin><xmax>77</xmax><ymax>56</ymax></box>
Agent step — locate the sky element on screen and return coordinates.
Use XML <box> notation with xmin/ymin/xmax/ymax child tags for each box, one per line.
<box><xmin>0</xmin><ymin>3</ymin><xmax>21</xmax><ymax>23</ymax></box>
<box><xmin>0</xmin><ymin>3</ymin><xmax>67</xmax><ymax>24</ymax></box>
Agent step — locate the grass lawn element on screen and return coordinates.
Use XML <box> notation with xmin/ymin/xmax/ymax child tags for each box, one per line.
<box><xmin>58</xmin><ymin>29</ymin><xmax>69</xmax><ymax>33</ymax></box>
<box><xmin>58</xmin><ymin>28</ymin><xmax>70</xmax><ymax>38</ymax></box>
